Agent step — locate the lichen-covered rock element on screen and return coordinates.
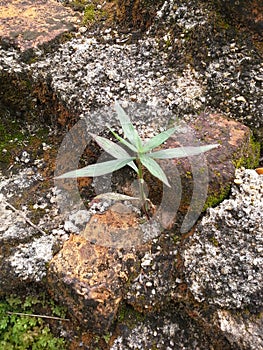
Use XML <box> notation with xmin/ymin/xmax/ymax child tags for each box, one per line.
<box><xmin>47</xmin><ymin>235</ymin><xmax>140</xmax><ymax>333</ymax></box>
<box><xmin>182</xmin><ymin>168</ymin><xmax>263</xmax><ymax>311</ymax></box>
<box><xmin>111</xmin><ymin>306</ymin><xmax>232</xmax><ymax>350</ymax></box>
<box><xmin>182</xmin><ymin>168</ymin><xmax>263</xmax><ymax>348</ymax></box>
<box><xmin>0</xmin><ymin>170</ymin><xmax>68</xmax><ymax>295</ymax></box>
<box><xmin>216</xmin><ymin>310</ymin><xmax>263</xmax><ymax>350</ymax></box>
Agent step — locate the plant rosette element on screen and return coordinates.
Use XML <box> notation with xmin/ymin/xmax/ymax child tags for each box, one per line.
<box><xmin>55</xmin><ymin>102</ymin><xmax>219</xmax><ymax>247</ymax></box>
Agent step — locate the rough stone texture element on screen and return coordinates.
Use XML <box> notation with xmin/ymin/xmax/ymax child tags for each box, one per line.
<box><xmin>182</xmin><ymin>168</ymin><xmax>263</xmax><ymax>311</ymax></box>
<box><xmin>216</xmin><ymin>310</ymin><xmax>263</xmax><ymax>350</ymax></box>
<box><xmin>0</xmin><ymin>0</ymin><xmax>262</xmax><ymax>346</ymax></box>
<box><xmin>0</xmin><ymin>171</ymin><xmax>68</xmax><ymax>295</ymax></box>
<box><xmin>149</xmin><ymin>114</ymin><xmax>259</xmax><ymax>232</ymax></box>
<box><xmin>111</xmin><ymin>306</ymin><xmax>232</xmax><ymax>350</ymax></box>
<box><xmin>82</xmin><ymin>202</ymin><xmax>146</xmax><ymax>248</ymax></box>
<box><xmin>214</xmin><ymin>0</ymin><xmax>263</xmax><ymax>35</ymax></box>
<box><xmin>0</xmin><ymin>0</ymin><xmax>80</xmax><ymax>52</ymax></box>
<box><xmin>182</xmin><ymin>168</ymin><xmax>263</xmax><ymax>349</ymax></box>
<box><xmin>47</xmin><ymin>235</ymin><xmax>140</xmax><ymax>333</ymax></box>
<box><xmin>115</xmin><ymin>0</ymin><xmax>164</xmax><ymax>30</ymax></box>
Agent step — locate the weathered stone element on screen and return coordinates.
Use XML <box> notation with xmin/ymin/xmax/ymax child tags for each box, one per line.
<box><xmin>0</xmin><ymin>172</ymin><xmax>67</xmax><ymax>296</ymax></box>
<box><xmin>115</xmin><ymin>0</ymin><xmax>164</xmax><ymax>30</ymax></box>
<box><xmin>147</xmin><ymin>114</ymin><xmax>259</xmax><ymax>232</ymax></box>
<box><xmin>214</xmin><ymin>0</ymin><xmax>263</xmax><ymax>35</ymax></box>
<box><xmin>82</xmin><ymin>202</ymin><xmax>145</xmax><ymax>248</ymax></box>
<box><xmin>182</xmin><ymin>168</ymin><xmax>263</xmax><ymax>348</ymax></box>
<box><xmin>0</xmin><ymin>0</ymin><xmax>80</xmax><ymax>52</ymax></box>
<box><xmin>47</xmin><ymin>234</ymin><xmax>140</xmax><ymax>333</ymax></box>
<box><xmin>216</xmin><ymin>310</ymin><xmax>263</xmax><ymax>350</ymax></box>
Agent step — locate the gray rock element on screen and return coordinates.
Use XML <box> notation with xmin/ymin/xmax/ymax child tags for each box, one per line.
<box><xmin>182</xmin><ymin>168</ymin><xmax>263</xmax><ymax>349</ymax></box>
<box><xmin>182</xmin><ymin>168</ymin><xmax>263</xmax><ymax>310</ymax></box>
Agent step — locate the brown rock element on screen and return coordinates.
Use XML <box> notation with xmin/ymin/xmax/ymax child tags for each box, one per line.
<box><xmin>82</xmin><ymin>202</ymin><xmax>146</xmax><ymax>248</ymax></box>
<box><xmin>47</xmin><ymin>235</ymin><xmax>140</xmax><ymax>333</ymax></box>
<box><xmin>146</xmin><ymin>114</ymin><xmax>259</xmax><ymax>232</ymax></box>
<box><xmin>0</xmin><ymin>0</ymin><xmax>80</xmax><ymax>51</ymax></box>
<box><xmin>214</xmin><ymin>0</ymin><xmax>263</xmax><ymax>36</ymax></box>
<box><xmin>115</xmin><ymin>0</ymin><xmax>164</xmax><ymax>30</ymax></box>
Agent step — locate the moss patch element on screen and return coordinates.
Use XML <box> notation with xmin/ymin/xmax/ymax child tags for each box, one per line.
<box><xmin>117</xmin><ymin>303</ymin><xmax>146</xmax><ymax>329</ymax></box>
<box><xmin>0</xmin><ymin>292</ymin><xmax>68</xmax><ymax>349</ymax></box>
<box><xmin>0</xmin><ymin>117</ymin><xmax>50</xmax><ymax>173</ymax></box>
<box><xmin>232</xmin><ymin>135</ymin><xmax>260</xmax><ymax>169</ymax></box>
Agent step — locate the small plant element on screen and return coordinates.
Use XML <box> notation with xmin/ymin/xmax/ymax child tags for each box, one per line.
<box><xmin>56</xmin><ymin>102</ymin><xmax>219</xmax><ymax>217</ymax></box>
<box><xmin>0</xmin><ymin>294</ymin><xmax>67</xmax><ymax>349</ymax></box>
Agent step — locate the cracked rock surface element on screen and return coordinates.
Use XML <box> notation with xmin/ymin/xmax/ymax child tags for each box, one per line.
<box><xmin>182</xmin><ymin>168</ymin><xmax>263</xmax><ymax>311</ymax></box>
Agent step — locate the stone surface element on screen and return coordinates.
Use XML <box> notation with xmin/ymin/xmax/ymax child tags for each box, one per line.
<box><xmin>0</xmin><ymin>0</ymin><xmax>262</xmax><ymax>346</ymax></box>
<box><xmin>182</xmin><ymin>168</ymin><xmax>263</xmax><ymax>348</ymax></box>
<box><xmin>0</xmin><ymin>171</ymin><xmax>68</xmax><ymax>295</ymax></box>
<box><xmin>0</xmin><ymin>0</ymin><xmax>80</xmax><ymax>51</ymax></box>
<box><xmin>47</xmin><ymin>234</ymin><xmax>140</xmax><ymax>333</ymax></box>
<box><xmin>148</xmin><ymin>114</ymin><xmax>259</xmax><ymax>232</ymax></box>
<box><xmin>182</xmin><ymin>168</ymin><xmax>263</xmax><ymax>311</ymax></box>
<box><xmin>82</xmin><ymin>202</ymin><xmax>145</xmax><ymax>248</ymax></box>
<box><xmin>214</xmin><ymin>0</ymin><xmax>263</xmax><ymax>35</ymax></box>
<box><xmin>216</xmin><ymin>310</ymin><xmax>263</xmax><ymax>350</ymax></box>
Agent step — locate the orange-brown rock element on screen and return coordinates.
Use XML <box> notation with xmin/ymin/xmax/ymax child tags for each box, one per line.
<box><xmin>47</xmin><ymin>234</ymin><xmax>140</xmax><ymax>333</ymax></box>
<box><xmin>0</xmin><ymin>0</ymin><xmax>80</xmax><ymax>51</ymax></box>
<box><xmin>146</xmin><ymin>114</ymin><xmax>259</xmax><ymax>232</ymax></box>
<box><xmin>82</xmin><ymin>202</ymin><xmax>146</xmax><ymax>248</ymax></box>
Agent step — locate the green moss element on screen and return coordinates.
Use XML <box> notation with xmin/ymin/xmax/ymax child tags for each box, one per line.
<box><xmin>81</xmin><ymin>2</ymin><xmax>106</xmax><ymax>25</ymax></box>
<box><xmin>0</xmin><ymin>119</ymin><xmax>26</xmax><ymax>165</ymax></box>
<box><xmin>209</xmin><ymin>236</ymin><xmax>219</xmax><ymax>247</ymax></box>
<box><xmin>117</xmin><ymin>303</ymin><xmax>145</xmax><ymax>328</ymax></box>
<box><xmin>0</xmin><ymin>116</ymin><xmax>50</xmax><ymax>171</ymax></box>
<box><xmin>203</xmin><ymin>183</ymin><xmax>231</xmax><ymax>211</ymax></box>
<box><xmin>232</xmin><ymin>135</ymin><xmax>260</xmax><ymax>169</ymax></box>
<box><xmin>0</xmin><ymin>293</ymin><xmax>68</xmax><ymax>349</ymax></box>
<box><xmin>83</xmin><ymin>4</ymin><xmax>96</xmax><ymax>24</ymax></box>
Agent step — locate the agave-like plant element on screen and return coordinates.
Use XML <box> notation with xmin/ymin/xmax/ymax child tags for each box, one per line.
<box><xmin>56</xmin><ymin>102</ymin><xmax>219</xmax><ymax>216</ymax></box>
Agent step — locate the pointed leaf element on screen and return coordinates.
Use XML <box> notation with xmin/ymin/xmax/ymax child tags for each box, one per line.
<box><xmin>115</xmin><ymin>101</ymin><xmax>143</xmax><ymax>150</ymax></box>
<box><xmin>94</xmin><ymin>192</ymin><xmax>139</xmax><ymax>201</ymax></box>
<box><xmin>139</xmin><ymin>154</ymin><xmax>170</xmax><ymax>187</ymax></box>
<box><xmin>149</xmin><ymin>144</ymin><xmax>219</xmax><ymax>159</ymax></box>
<box><xmin>142</xmin><ymin>127</ymin><xmax>177</xmax><ymax>152</ymax></box>
<box><xmin>90</xmin><ymin>133</ymin><xmax>138</xmax><ymax>172</ymax></box>
<box><xmin>109</xmin><ymin>127</ymin><xmax>138</xmax><ymax>153</ymax></box>
<box><xmin>55</xmin><ymin>157</ymin><xmax>135</xmax><ymax>179</ymax></box>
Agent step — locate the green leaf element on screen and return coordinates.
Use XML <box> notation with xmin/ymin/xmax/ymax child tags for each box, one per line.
<box><xmin>94</xmin><ymin>192</ymin><xmax>139</xmax><ymax>201</ymax></box>
<box><xmin>149</xmin><ymin>144</ymin><xmax>219</xmax><ymax>159</ymax></box>
<box><xmin>115</xmin><ymin>101</ymin><xmax>143</xmax><ymax>150</ymax></box>
<box><xmin>109</xmin><ymin>127</ymin><xmax>138</xmax><ymax>153</ymax></box>
<box><xmin>139</xmin><ymin>154</ymin><xmax>170</xmax><ymax>187</ymax></box>
<box><xmin>142</xmin><ymin>127</ymin><xmax>177</xmax><ymax>152</ymax></box>
<box><xmin>90</xmin><ymin>133</ymin><xmax>138</xmax><ymax>172</ymax></box>
<box><xmin>55</xmin><ymin>157</ymin><xmax>135</xmax><ymax>179</ymax></box>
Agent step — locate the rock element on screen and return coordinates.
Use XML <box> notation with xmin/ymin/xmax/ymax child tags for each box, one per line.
<box><xmin>111</xmin><ymin>306</ymin><xmax>232</xmax><ymax>350</ymax></box>
<box><xmin>148</xmin><ymin>114</ymin><xmax>260</xmax><ymax>232</ymax></box>
<box><xmin>182</xmin><ymin>168</ymin><xmax>263</xmax><ymax>348</ymax></box>
<box><xmin>216</xmin><ymin>310</ymin><xmax>263</xmax><ymax>350</ymax></box>
<box><xmin>115</xmin><ymin>0</ymin><xmax>164</xmax><ymax>30</ymax></box>
<box><xmin>47</xmin><ymin>234</ymin><xmax>140</xmax><ymax>333</ymax></box>
<box><xmin>214</xmin><ymin>0</ymin><xmax>263</xmax><ymax>35</ymax></box>
<box><xmin>0</xmin><ymin>0</ymin><xmax>80</xmax><ymax>52</ymax></box>
<box><xmin>82</xmin><ymin>202</ymin><xmax>146</xmax><ymax>248</ymax></box>
<box><xmin>0</xmin><ymin>171</ymin><xmax>68</xmax><ymax>295</ymax></box>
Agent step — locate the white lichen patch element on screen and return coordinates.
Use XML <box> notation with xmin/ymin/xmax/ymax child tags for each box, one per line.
<box><xmin>182</xmin><ymin>168</ymin><xmax>263</xmax><ymax>310</ymax></box>
<box><xmin>8</xmin><ymin>235</ymin><xmax>56</xmax><ymax>282</ymax></box>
